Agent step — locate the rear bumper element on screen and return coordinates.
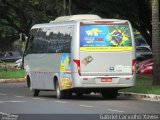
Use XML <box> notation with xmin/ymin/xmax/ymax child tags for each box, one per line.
<box><xmin>72</xmin><ymin>74</ymin><xmax>136</xmax><ymax>88</ymax></box>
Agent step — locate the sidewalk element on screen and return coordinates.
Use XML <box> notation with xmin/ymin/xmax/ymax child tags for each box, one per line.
<box><xmin>0</xmin><ymin>78</ymin><xmax>160</xmax><ymax>102</ymax></box>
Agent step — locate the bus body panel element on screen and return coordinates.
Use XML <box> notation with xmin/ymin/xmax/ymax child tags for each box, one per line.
<box><xmin>80</xmin><ymin>51</ymin><xmax>133</xmax><ymax>76</ymax></box>
<box><xmin>25</xmin><ymin>54</ymin><xmax>62</xmax><ymax>90</ymax></box>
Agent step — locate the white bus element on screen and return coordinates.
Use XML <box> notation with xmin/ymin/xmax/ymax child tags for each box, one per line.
<box><xmin>23</xmin><ymin>14</ymin><xmax>136</xmax><ymax>99</ymax></box>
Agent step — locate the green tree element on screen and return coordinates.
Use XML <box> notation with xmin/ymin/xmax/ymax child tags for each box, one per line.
<box><xmin>0</xmin><ymin>0</ymin><xmax>59</xmax><ymax>50</ymax></box>
<box><xmin>0</xmin><ymin>0</ymin><xmax>68</xmax><ymax>50</ymax></box>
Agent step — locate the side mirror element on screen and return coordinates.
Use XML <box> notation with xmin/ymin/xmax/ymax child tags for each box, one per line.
<box><xmin>20</xmin><ymin>33</ymin><xmax>28</xmax><ymax>42</ymax></box>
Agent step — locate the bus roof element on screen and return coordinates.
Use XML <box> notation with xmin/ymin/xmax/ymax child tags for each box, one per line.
<box><xmin>51</xmin><ymin>14</ymin><xmax>101</xmax><ymax>22</ymax></box>
<box><xmin>31</xmin><ymin>15</ymin><xmax>129</xmax><ymax>29</ymax></box>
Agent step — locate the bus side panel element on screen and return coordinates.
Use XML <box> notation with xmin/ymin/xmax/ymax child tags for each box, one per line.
<box><xmin>24</xmin><ymin>24</ymin><xmax>75</xmax><ymax>91</ymax></box>
<box><xmin>43</xmin><ymin>54</ymin><xmax>61</xmax><ymax>89</ymax></box>
<box><xmin>25</xmin><ymin>54</ymin><xmax>61</xmax><ymax>90</ymax></box>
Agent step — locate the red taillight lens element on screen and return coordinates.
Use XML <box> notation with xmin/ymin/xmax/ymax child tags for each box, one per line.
<box><xmin>132</xmin><ymin>59</ymin><xmax>136</xmax><ymax>74</ymax></box>
<box><xmin>73</xmin><ymin>59</ymin><xmax>81</xmax><ymax>76</ymax></box>
<box><xmin>83</xmin><ymin>78</ymin><xmax>88</xmax><ymax>80</ymax></box>
<box><xmin>125</xmin><ymin>77</ymin><xmax>130</xmax><ymax>80</ymax></box>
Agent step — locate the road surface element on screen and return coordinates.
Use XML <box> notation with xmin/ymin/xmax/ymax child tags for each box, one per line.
<box><xmin>0</xmin><ymin>83</ymin><xmax>159</xmax><ymax>120</ymax></box>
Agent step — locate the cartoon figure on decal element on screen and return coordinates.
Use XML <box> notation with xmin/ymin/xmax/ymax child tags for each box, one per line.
<box><xmin>82</xmin><ymin>55</ymin><xmax>93</xmax><ymax>66</ymax></box>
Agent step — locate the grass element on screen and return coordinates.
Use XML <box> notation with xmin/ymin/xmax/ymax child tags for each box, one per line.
<box><xmin>0</xmin><ymin>69</ymin><xmax>25</xmax><ymax>79</ymax></box>
<box><xmin>120</xmin><ymin>75</ymin><xmax>160</xmax><ymax>95</ymax></box>
<box><xmin>0</xmin><ymin>62</ymin><xmax>25</xmax><ymax>79</ymax></box>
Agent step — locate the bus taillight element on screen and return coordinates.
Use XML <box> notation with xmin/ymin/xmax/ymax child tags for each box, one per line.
<box><xmin>132</xmin><ymin>59</ymin><xmax>136</xmax><ymax>75</ymax></box>
<box><xmin>73</xmin><ymin>59</ymin><xmax>81</xmax><ymax>76</ymax></box>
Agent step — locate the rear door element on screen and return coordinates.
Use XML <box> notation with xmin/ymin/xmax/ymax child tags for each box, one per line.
<box><xmin>79</xmin><ymin>21</ymin><xmax>134</xmax><ymax>76</ymax></box>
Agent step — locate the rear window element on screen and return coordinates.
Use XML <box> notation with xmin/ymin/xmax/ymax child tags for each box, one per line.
<box><xmin>135</xmin><ymin>39</ymin><xmax>148</xmax><ymax>46</ymax></box>
<box><xmin>136</xmin><ymin>47</ymin><xmax>151</xmax><ymax>52</ymax></box>
<box><xmin>80</xmin><ymin>24</ymin><xmax>132</xmax><ymax>52</ymax></box>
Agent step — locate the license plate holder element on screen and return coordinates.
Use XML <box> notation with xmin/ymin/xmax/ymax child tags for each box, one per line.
<box><xmin>101</xmin><ymin>78</ymin><xmax>112</xmax><ymax>82</ymax></box>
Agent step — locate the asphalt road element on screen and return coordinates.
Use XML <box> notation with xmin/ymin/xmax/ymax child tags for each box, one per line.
<box><xmin>0</xmin><ymin>83</ymin><xmax>160</xmax><ymax>120</ymax></box>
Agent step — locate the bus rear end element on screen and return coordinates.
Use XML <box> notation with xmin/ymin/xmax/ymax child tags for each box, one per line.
<box><xmin>72</xmin><ymin>20</ymin><xmax>136</xmax><ymax>98</ymax></box>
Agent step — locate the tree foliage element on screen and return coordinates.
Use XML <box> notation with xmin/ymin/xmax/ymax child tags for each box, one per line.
<box><xmin>0</xmin><ymin>0</ymin><xmax>159</xmax><ymax>85</ymax></box>
<box><xmin>0</xmin><ymin>0</ymin><xmax>158</xmax><ymax>50</ymax></box>
<box><xmin>72</xmin><ymin>0</ymin><xmax>152</xmax><ymax>45</ymax></box>
<box><xmin>0</xmin><ymin>0</ymin><xmax>63</xmax><ymax>50</ymax></box>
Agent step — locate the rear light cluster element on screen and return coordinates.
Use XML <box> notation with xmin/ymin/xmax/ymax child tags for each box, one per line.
<box><xmin>73</xmin><ymin>59</ymin><xmax>136</xmax><ymax>76</ymax></box>
<box><xmin>132</xmin><ymin>59</ymin><xmax>136</xmax><ymax>75</ymax></box>
<box><xmin>83</xmin><ymin>78</ymin><xmax>88</xmax><ymax>80</ymax></box>
<box><xmin>125</xmin><ymin>77</ymin><xmax>130</xmax><ymax>80</ymax></box>
<box><xmin>73</xmin><ymin>59</ymin><xmax>81</xmax><ymax>76</ymax></box>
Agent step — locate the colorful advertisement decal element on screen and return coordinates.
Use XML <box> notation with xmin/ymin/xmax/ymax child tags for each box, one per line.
<box><xmin>80</xmin><ymin>25</ymin><xmax>132</xmax><ymax>52</ymax></box>
<box><xmin>60</xmin><ymin>53</ymin><xmax>72</xmax><ymax>90</ymax></box>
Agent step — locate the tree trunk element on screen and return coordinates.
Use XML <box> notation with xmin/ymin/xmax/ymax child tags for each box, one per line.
<box><xmin>69</xmin><ymin>0</ymin><xmax>72</xmax><ymax>15</ymax></box>
<box><xmin>63</xmin><ymin>0</ymin><xmax>66</xmax><ymax>15</ymax></box>
<box><xmin>152</xmin><ymin>0</ymin><xmax>160</xmax><ymax>85</ymax></box>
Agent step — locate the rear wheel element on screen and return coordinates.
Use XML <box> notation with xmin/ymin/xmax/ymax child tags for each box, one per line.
<box><xmin>33</xmin><ymin>89</ymin><xmax>40</xmax><ymax>97</ymax></box>
<box><xmin>101</xmin><ymin>89</ymin><xmax>118</xmax><ymax>99</ymax></box>
<box><xmin>27</xmin><ymin>77</ymin><xmax>31</xmax><ymax>88</ymax></box>
<box><xmin>55</xmin><ymin>81</ymin><xmax>65</xmax><ymax>99</ymax></box>
<box><xmin>65</xmin><ymin>91</ymin><xmax>72</xmax><ymax>99</ymax></box>
<box><xmin>76</xmin><ymin>92</ymin><xmax>83</xmax><ymax>97</ymax></box>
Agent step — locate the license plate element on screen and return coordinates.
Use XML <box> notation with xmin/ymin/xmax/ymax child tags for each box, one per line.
<box><xmin>101</xmin><ymin>78</ymin><xmax>112</xmax><ymax>82</ymax></box>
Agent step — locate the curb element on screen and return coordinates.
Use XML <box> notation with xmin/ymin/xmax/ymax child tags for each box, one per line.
<box><xmin>0</xmin><ymin>78</ymin><xmax>26</xmax><ymax>83</ymax></box>
<box><xmin>119</xmin><ymin>92</ymin><xmax>160</xmax><ymax>102</ymax></box>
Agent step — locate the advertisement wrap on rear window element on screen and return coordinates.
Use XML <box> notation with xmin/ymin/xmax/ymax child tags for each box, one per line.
<box><xmin>80</xmin><ymin>25</ymin><xmax>132</xmax><ymax>52</ymax></box>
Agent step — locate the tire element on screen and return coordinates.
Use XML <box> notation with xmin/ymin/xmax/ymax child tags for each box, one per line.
<box><xmin>33</xmin><ymin>89</ymin><xmax>40</xmax><ymax>97</ymax></box>
<box><xmin>101</xmin><ymin>89</ymin><xmax>118</xmax><ymax>99</ymax></box>
<box><xmin>65</xmin><ymin>91</ymin><xmax>72</xmax><ymax>99</ymax></box>
<box><xmin>55</xmin><ymin>81</ymin><xmax>65</xmax><ymax>99</ymax></box>
<box><xmin>76</xmin><ymin>93</ymin><xmax>83</xmax><ymax>97</ymax></box>
<box><xmin>27</xmin><ymin>78</ymin><xmax>31</xmax><ymax>88</ymax></box>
